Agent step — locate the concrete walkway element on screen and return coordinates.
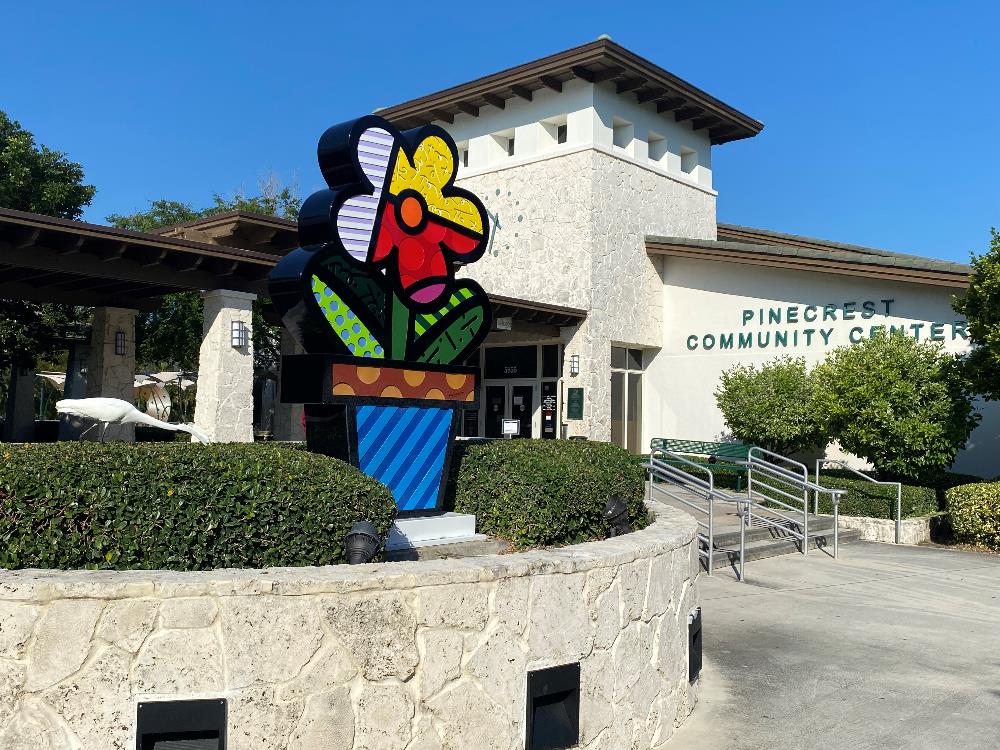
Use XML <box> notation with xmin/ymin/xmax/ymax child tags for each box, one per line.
<box><xmin>672</xmin><ymin>541</ymin><xmax>1000</xmax><ymax>749</ymax></box>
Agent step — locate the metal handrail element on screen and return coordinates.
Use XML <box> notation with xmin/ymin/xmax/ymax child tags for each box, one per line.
<box><xmin>646</xmin><ymin>450</ymin><xmax>746</xmax><ymax>580</ymax></box>
<box><xmin>815</xmin><ymin>458</ymin><xmax>902</xmax><ymax>544</ymax></box>
<box><xmin>747</xmin><ymin>447</ymin><xmax>846</xmax><ymax>559</ymax></box>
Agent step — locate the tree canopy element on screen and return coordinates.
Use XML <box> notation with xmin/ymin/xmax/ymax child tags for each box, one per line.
<box><xmin>812</xmin><ymin>331</ymin><xmax>979</xmax><ymax>482</ymax></box>
<box><xmin>0</xmin><ymin>111</ymin><xmax>96</xmax><ymax>220</ymax></box>
<box><xmin>952</xmin><ymin>228</ymin><xmax>1000</xmax><ymax>401</ymax></box>
<box><xmin>0</xmin><ymin>111</ymin><xmax>95</xmax><ymax>374</ymax></box>
<box><xmin>714</xmin><ymin>356</ymin><xmax>826</xmax><ymax>455</ymax></box>
<box><xmin>107</xmin><ymin>177</ymin><xmax>299</xmax><ymax>375</ymax></box>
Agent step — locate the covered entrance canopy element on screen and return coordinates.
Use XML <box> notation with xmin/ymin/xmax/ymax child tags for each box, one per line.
<box><xmin>0</xmin><ymin>208</ymin><xmax>276</xmax><ymax>308</ymax></box>
<box><xmin>1</xmin><ymin>208</ymin><xmax>587</xmax><ymax>442</ymax></box>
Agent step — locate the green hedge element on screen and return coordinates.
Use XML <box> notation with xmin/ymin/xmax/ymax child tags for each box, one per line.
<box><xmin>813</xmin><ymin>472</ymin><xmax>937</xmax><ymax>519</ymax></box>
<box><xmin>0</xmin><ymin>442</ymin><xmax>396</xmax><ymax>570</ymax></box>
<box><xmin>946</xmin><ymin>482</ymin><xmax>1000</xmax><ymax>550</ymax></box>
<box><xmin>451</xmin><ymin>439</ymin><xmax>649</xmax><ymax>549</ymax></box>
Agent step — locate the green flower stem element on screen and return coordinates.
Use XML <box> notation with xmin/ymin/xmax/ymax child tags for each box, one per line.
<box><xmin>391</xmin><ymin>293</ymin><xmax>410</xmax><ymax>360</ymax></box>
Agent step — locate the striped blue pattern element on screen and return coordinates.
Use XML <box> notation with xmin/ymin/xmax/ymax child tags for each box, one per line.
<box><xmin>355</xmin><ymin>404</ymin><xmax>452</xmax><ymax>512</ymax></box>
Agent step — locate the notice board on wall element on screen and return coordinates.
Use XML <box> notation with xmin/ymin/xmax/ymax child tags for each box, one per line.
<box><xmin>566</xmin><ymin>388</ymin><xmax>584</xmax><ymax>420</ymax></box>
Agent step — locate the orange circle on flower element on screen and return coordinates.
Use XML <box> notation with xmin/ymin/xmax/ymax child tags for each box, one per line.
<box><xmin>400</xmin><ymin>195</ymin><xmax>424</xmax><ymax>229</ymax></box>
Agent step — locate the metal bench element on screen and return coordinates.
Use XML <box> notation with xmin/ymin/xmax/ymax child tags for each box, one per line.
<box><xmin>649</xmin><ymin>438</ymin><xmax>751</xmax><ymax>491</ymax></box>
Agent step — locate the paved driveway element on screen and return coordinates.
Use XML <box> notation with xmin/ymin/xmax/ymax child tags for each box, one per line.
<box><xmin>672</xmin><ymin>542</ymin><xmax>1000</xmax><ymax>749</ymax></box>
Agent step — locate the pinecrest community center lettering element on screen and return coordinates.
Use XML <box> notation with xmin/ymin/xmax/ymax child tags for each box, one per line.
<box><xmin>685</xmin><ymin>299</ymin><xmax>970</xmax><ymax>351</ymax></box>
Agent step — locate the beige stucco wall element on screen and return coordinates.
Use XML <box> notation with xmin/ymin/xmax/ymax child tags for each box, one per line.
<box><xmin>650</xmin><ymin>256</ymin><xmax>1000</xmax><ymax>478</ymax></box>
<box><xmin>458</xmin><ymin>148</ymin><xmax>715</xmax><ymax>441</ymax></box>
<box><xmin>0</xmin><ymin>503</ymin><xmax>699</xmax><ymax>750</ymax></box>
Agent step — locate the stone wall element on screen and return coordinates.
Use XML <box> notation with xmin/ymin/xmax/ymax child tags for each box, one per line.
<box><xmin>456</xmin><ymin>148</ymin><xmax>716</xmax><ymax>441</ymax></box>
<box><xmin>0</xmin><ymin>504</ymin><xmax>699</xmax><ymax>750</ymax></box>
<box><xmin>838</xmin><ymin>514</ymin><xmax>934</xmax><ymax>545</ymax></box>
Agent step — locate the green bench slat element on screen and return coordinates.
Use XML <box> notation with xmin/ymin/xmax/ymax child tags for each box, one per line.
<box><xmin>650</xmin><ymin>438</ymin><xmax>750</xmax><ymax>460</ymax></box>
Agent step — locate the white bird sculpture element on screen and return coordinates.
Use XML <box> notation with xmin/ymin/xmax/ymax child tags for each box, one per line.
<box><xmin>56</xmin><ymin>398</ymin><xmax>211</xmax><ymax>443</ymax></box>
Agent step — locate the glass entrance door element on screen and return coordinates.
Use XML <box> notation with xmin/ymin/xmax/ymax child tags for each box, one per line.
<box><xmin>483</xmin><ymin>382</ymin><xmax>537</xmax><ymax>438</ymax></box>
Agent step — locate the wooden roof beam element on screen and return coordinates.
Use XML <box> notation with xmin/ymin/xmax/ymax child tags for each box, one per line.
<box><xmin>539</xmin><ymin>75</ymin><xmax>562</xmax><ymax>92</ymax></box>
<box><xmin>510</xmin><ymin>84</ymin><xmax>533</xmax><ymax>101</ymax></box>
<box><xmin>456</xmin><ymin>101</ymin><xmax>480</xmax><ymax>117</ymax></box>
<box><xmin>571</xmin><ymin>65</ymin><xmax>597</xmax><ymax>82</ymax></box>
<box><xmin>673</xmin><ymin>106</ymin><xmax>704</xmax><ymax>123</ymax></box>
<box><xmin>482</xmin><ymin>93</ymin><xmax>506</xmax><ymax>110</ymax></box>
<box><xmin>431</xmin><ymin>109</ymin><xmax>454</xmax><ymax>124</ymax></box>
<box><xmin>636</xmin><ymin>87</ymin><xmax>667</xmax><ymax>104</ymax></box>
<box><xmin>12</xmin><ymin>228</ymin><xmax>40</xmax><ymax>249</ymax></box>
<box><xmin>656</xmin><ymin>97</ymin><xmax>686</xmax><ymax>113</ymax></box>
<box><xmin>691</xmin><ymin>115</ymin><xmax>723</xmax><ymax>131</ymax></box>
<box><xmin>615</xmin><ymin>77</ymin><xmax>645</xmax><ymax>94</ymax></box>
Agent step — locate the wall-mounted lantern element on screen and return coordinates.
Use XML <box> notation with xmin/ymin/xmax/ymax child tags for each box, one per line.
<box><xmin>231</xmin><ymin>320</ymin><xmax>249</xmax><ymax>348</ymax></box>
<box><xmin>569</xmin><ymin>354</ymin><xmax>580</xmax><ymax>376</ymax></box>
<box><xmin>114</xmin><ymin>331</ymin><xmax>127</xmax><ymax>356</ymax></box>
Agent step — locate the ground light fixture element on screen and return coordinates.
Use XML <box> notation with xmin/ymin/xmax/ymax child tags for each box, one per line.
<box><xmin>136</xmin><ymin>698</ymin><xmax>226</xmax><ymax>749</ymax></box>
<box><xmin>230</xmin><ymin>320</ymin><xmax>249</xmax><ymax>348</ymax></box>
<box><xmin>114</xmin><ymin>330</ymin><xmax>127</xmax><ymax>356</ymax></box>
<box><xmin>602</xmin><ymin>495</ymin><xmax>632</xmax><ymax>537</ymax></box>
<box><xmin>525</xmin><ymin>662</ymin><xmax>581</xmax><ymax>750</ymax></box>
<box><xmin>344</xmin><ymin>520</ymin><xmax>382</xmax><ymax>564</ymax></box>
<box><xmin>688</xmin><ymin>607</ymin><xmax>703</xmax><ymax>682</ymax></box>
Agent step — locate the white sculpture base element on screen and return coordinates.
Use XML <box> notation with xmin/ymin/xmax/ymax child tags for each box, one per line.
<box><xmin>385</xmin><ymin>512</ymin><xmax>485</xmax><ymax>551</ymax></box>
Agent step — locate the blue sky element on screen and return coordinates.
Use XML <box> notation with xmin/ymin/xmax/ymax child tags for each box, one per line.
<box><xmin>3</xmin><ymin>1</ymin><xmax>997</xmax><ymax>262</ymax></box>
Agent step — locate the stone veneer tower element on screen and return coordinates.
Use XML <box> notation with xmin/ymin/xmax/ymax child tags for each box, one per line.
<box><xmin>376</xmin><ymin>38</ymin><xmax>762</xmax><ymax>443</ymax></box>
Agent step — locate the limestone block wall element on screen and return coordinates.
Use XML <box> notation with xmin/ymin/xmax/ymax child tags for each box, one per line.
<box><xmin>194</xmin><ymin>290</ymin><xmax>256</xmax><ymax>443</ymax></box>
<box><xmin>0</xmin><ymin>504</ymin><xmax>699</xmax><ymax>750</ymax></box>
<box><xmin>85</xmin><ymin>306</ymin><xmax>138</xmax><ymax>441</ymax></box>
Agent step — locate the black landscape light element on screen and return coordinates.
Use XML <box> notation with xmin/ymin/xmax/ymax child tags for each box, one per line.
<box><xmin>344</xmin><ymin>520</ymin><xmax>381</xmax><ymax>564</ymax></box>
<box><xmin>136</xmin><ymin>698</ymin><xmax>226</xmax><ymax>749</ymax></box>
<box><xmin>602</xmin><ymin>495</ymin><xmax>632</xmax><ymax>537</ymax></box>
<box><xmin>525</xmin><ymin>662</ymin><xmax>581</xmax><ymax>750</ymax></box>
<box><xmin>688</xmin><ymin>607</ymin><xmax>703</xmax><ymax>682</ymax></box>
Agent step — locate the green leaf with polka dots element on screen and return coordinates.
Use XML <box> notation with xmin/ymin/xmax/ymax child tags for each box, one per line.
<box><xmin>310</xmin><ymin>275</ymin><xmax>384</xmax><ymax>358</ymax></box>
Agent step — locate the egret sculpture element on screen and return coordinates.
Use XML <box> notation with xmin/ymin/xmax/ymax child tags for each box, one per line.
<box><xmin>56</xmin><ymin>398</ymin><xmax>211</xmax><ymax>443</ymax></box>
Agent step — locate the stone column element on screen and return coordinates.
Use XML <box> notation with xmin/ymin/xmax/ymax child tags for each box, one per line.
<box><xmin>2</xmin><ymin>365</ymin><xmax>36</xmax><ymax>442</ymax></box>
<box><xmin>86</xmin><ymin>307</ymin><xmax>138</xmax><ymax>441</ymax></box>
<box><xmin>194</xmin><ymin>290</ymin><xmax>256</xmax><ymax>443</ymax></box>
<box><xmin>272</xmin><ymin>329</ymin><xmax>306</xmax><ymax>442</ymax></box>
<box><xmin>58</xmin><ymin>340</ymin><xmax>90</xmax><ymax>440</ymax></box>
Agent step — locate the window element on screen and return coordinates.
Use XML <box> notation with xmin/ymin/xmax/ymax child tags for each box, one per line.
<box><xmin>648</xmin><ymin>131</ymin><xmax>667</xmax><ymax>165</ymax></box>
<box><xmin>611</xmin><ymin>347</ymin><xmax>643</xmax><ymax>453</ymax></box>
<box><xmin>540</xmin><ymin>115</ymin><xmax>568</xmax><ymax>151</ymax></box>
<box><xmin>612</xmin><ymin>117</ymin><xmax>633</xmax><ymax>152</ymax></box>
<box><xmin>489</xmin><ymin>130</ymin><xmax>515</xmax><ymax>164</ymax></box>
<box><xmin>456</xmin><ymin>140</ymin><xmax>469</xmax><ymax>169</ymax></box>
<box><xmin>462</xmin><ymin>149</ymin><xmax>469</xmax><ymax>167</ymax></box>
<box><xmin>681</xmin><ymin>146</ymin><xmax>698</xmax><ymax>175</ymax></box>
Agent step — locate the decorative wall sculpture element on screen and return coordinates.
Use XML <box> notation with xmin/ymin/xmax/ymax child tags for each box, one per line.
<box><xmin>270</xmin><ymin>115</ymin><xmax>491</xmax><ymax>513</ymax></box>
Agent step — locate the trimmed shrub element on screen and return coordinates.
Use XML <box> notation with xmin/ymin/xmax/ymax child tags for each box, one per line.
<box><xmin>946</xmin><ymin>481</ymin><xmax>1000</xmax><ymax>550</ymax></box>
<box><xmin>451</xmin><ymin>439</ymin><xmax>648</xmax><ymax>550</ymax></box>
<box><xmin>0</xmin><ymin>442</ymin><xmax>396</xmax><ymax>570</ymax></box>
<box><xmin>812</xmin><ymin>331</ymin><xmax>979</xmax><ymax>482</ymax></box>
<box><xmin>714</xmin><ymin>356</ymin><xmax>826</xmax><ymax>456</ymax></box>
<box><xmin>813</xmin><ymin>472</ymin><xmax>937</xmax><ymax>519</ymax></box>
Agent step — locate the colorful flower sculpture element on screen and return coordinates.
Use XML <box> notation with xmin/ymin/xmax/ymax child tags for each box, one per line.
<box><xmin>269</xmin><ymin>115</ymin><xmax>492</xmax><ymax>513</ymax></box>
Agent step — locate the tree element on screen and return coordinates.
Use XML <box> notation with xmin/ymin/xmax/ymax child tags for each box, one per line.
<box><xmin>952</xmin><ymin>228</ymin><xmax>1000</xmax><ymax>401</ymax></box>
<box><xmin>107</xmin><ymin>176</ymin><xmax>299</xmax><ymax>376</ymax></box>
<box><xmin>0</xmin><ymin>111</ymin><xmax>95</xmax><ymax>375</ymax></box>
<box><xmin>0</xmin><ymin>111</ymin><xmax>95</xmax><ymax>219</ymax></box>
<box><xmin>812</xmin><ymin>331</ymin><xmax>979</xmax><ymax>482</ymax></box>
<box><xmin>714</xmin><ymin>356</ymin><xmax>826</xmax><ymax>455</ymax></box>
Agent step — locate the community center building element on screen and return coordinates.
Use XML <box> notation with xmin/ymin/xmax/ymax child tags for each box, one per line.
<box><xmin>376</xmin><ymin>36</ymin><xmax>998</xmax><ymax>477</ymax></box>
<box><xmin>1</xmin><ymin>37</ymin><xmax>995</xmax><ymax>477</ymax></box>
